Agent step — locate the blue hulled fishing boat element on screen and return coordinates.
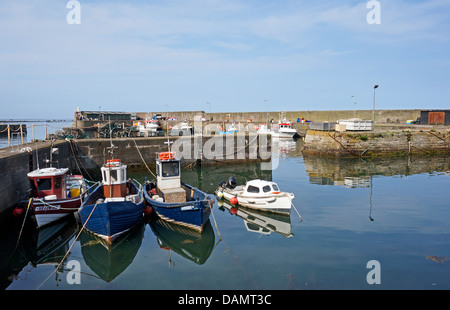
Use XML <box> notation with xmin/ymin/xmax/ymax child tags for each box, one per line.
<box><xmin>143</xmin><ymin>151</ymin><xmax>214</xmax><ymax>232</ymax></box>
<box><xmin>77</xmin><ymin>150</ymin><xmax>145</xmax><ymax>243</ymax></box>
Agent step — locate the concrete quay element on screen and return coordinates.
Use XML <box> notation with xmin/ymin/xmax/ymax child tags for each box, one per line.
<box><xmin>302</xmin><ymin>127</ymin><xmax>450</xmax><ymax>157</ymax></box>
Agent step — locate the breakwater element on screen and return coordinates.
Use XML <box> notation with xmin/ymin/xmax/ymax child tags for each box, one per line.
<box><xmin>131</xmin><ymin>109</ymin><xmax>422</xmax><ymax>124</ymax></box>
<box><xmin>302</xmin><ymin>129</ymin><xmax>450</xmax><ymax>157</ymax></box>
<box><xmin>0</xmin><ymin>134</ymin><xmax>271</xmax><ymax>213</ymax></box>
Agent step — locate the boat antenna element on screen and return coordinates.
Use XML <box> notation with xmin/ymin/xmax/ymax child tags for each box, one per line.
<box><xmin>107</xmin><ymin>117</ymin><xmax>117</xmax><ymax>159</ymax></box>
<box><xmin>164</xmin><ymin>138</ymin><xmax>173</xmax><ymax>152</ymax></box>
<box><xmin>35</xmin><ymin>142</ymin><xmax>39</xmax><ymax>170</ymax></box>
<box><xmin>49</xmin><ymin>139</ymin><xmax>53</xmax><ymax>168</ymax></box>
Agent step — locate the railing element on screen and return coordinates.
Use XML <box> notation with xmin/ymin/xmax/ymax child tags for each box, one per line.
<box><xmin>0</xmin><ymin>123</ymin><xmax>69</xmax><ymax>149</ymax></box>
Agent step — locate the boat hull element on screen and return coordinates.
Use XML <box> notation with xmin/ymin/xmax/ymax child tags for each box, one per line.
<box><xmin>144</xmin><ymin>183</ymin><xmax>214</xmax><ymax>232</ymax></box>
<box><xmin>218</xmin><ymin>190</ymin><xmax>293</xmax><ymax>215</ymax></box>
<box><xmin>78</xmin><ymin>185</ymin><xmax>144</xmax><ymax>243</ymax></box>
<box><xmin>78</xmin><ymin>200</ymin><xmax>144</xmax><ymax>243</ymax></box>
<box><xmin>272</xmin><ymin>130</ymin><xmax>297</xmax><ymax>139</ymax></box>
<box><xmin>32</xmin><ymin>197</ymin><xmax>82</xmax><ymax>228</ymax></box>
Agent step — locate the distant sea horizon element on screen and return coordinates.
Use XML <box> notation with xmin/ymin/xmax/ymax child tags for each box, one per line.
<box><xmin>0</xmin><ymin>119</ymin><xmax>72</xmax><ymax>123</ymax></box>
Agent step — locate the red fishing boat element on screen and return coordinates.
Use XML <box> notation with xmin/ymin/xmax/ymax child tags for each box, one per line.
<box><xmin>20</xmin><ymin>167</ymin><xmax>91</xmax><ymax>228</ymax></box>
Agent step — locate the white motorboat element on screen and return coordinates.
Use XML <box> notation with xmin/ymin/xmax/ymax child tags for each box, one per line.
<box><xmin>215</xmin><ymin>178</ymin><xmax>294</xmax><ymax>214</ymax></box>
<box><xmin>170</xmin><ymin>121</ymin><xmax>194</xmax><ymax>136</ymax></box>
<box><xmin>135</xmin><ymin>119</ymin><xmax>160</xmax><ymax>137</ymax></box>
<box><xmin>271</xmin><ymin>119</ymin><xmax>298</xmax><ymax>139</ymax></box>
<box><xmin>256</xmin><ymin>124</ymin><xmax>272</xmax><ymax>135</ymax></box>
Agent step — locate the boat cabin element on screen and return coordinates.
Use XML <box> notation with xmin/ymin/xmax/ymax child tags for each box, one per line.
<box><xmin>27</xmin><ymin>167</ymin><xmax>68</xmax><ymax>200</ymax></box>
<box><xmin>244</xmin><ymin>180</ymin><xmax>281</xmax><ymax>196</ymax></box>
<box><xmin>279</xmin><ymin>122</ymin><xmax>292</xmax><ymax>129</ymax></box>
<box><xmin>101</xmin><ymin>159</ymin><xmax>128</xmax><ymax>198</ymax></box>
<box><xmin>155</xmin><ymin>152</ymin><xmax>186</xmax><ymax>203</ymax></box>
<box><xmin>156</xmin><ymin>152</ymin><xmax>181</xmax><ymax>190</ymax></box>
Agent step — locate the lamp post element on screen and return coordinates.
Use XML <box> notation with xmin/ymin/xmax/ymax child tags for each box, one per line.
<box><xmin>352</xmin><ymin>95</ymin><xmax>356</xmax><ymax>119</ymax></box>
<box><xmin>372</xmin><ymin>85</ymin><xmax>379</xmax><ymax>131</ymax></box>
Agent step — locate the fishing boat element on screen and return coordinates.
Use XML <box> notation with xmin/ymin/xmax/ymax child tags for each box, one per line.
<box><xmin>271</xmin><ymin>119</ymin><xmax>299</xmax><ymax>139</ymax></box>
<box><xmin>76</xmin><ymin>154</ymin><xmax>145</xmax><ymax>243</ymax></box>
<box><xmin>218</xmin><ymin>122</ymin><xmax>238</xmax><ymax>134</ymax></box>
<box><xmin>256</xmin><ymin>123</ymin><xmax>272</xmax><ymax>135</ymax></box>
<box><xmin>135</xmin><ymin>119</ymin><xmax>161</xmax><ymax>137</ymax></box>
<box><xmin>16</xmin><ymin>167</ymin><xmax>92</xmax><ymax>228</ymax></box>
<box><xmin>215</xmin><ymin>177</ymin><xmax>294</xmax><ymax>214</ymax></box>
<box><xmin>169</xmin><ymin>121</ymin><xmax>194</xmax><ymax>136</ymax></box>
<box><xmin>143</xmin><ymin>151</ymin><xmax>214</xmax><ymax>232</ymax></box>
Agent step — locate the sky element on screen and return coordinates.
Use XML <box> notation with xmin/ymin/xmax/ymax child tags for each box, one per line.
<box><xmin>0</xmin><ymin>0</ymin><xmax>449</xmax><ymax>119</ymax></box>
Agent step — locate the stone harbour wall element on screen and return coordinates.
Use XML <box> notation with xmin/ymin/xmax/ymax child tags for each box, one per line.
<box><xmin>302</xmin><ymin>129</ymin><xmax>450</xmax><ymax>157</ymax></box>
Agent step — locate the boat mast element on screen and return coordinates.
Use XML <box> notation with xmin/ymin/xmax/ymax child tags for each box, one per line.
<box><xmin>106</xmin><ymin>117</ymin><xmax>117</xmax><ymax>198</ymax></box>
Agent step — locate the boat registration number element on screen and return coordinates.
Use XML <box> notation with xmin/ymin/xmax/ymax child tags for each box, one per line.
<box><xmin>35</xmin><ymin>205</ymin><xmax>60</xmax><ymax>212</ymax></box>
<box><xmin>181</xmin><ymin>205</ymin><xmax>195</xmax><ymax>211</ymax></box>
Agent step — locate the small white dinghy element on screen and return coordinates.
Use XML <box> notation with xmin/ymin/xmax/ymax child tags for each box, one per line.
<box><xmin>215</xmin><ymin>178</ymin><xmax>294</xmax><ymax>214</ymax></box>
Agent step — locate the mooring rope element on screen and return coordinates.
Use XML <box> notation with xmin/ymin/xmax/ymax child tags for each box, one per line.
<box><xmin>132</xmin><ymin>138</ymin><xmax>157</xmax><ymax>179</ymax></box>
<box><xmin>209</xmin><ymin>201</ymin><xmax>222</xmax><ymax>241</ymax></box>
<box><xmin>36</xmin><ymin>201</ymin><xmax>99</xmax><ymax>290</ymax></box>
<box><xmin>13</xmin><ymin>198</ymin><xmax>32</xmax><ymax>251</ymax></box>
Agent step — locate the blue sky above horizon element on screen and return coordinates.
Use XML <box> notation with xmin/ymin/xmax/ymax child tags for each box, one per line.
<box><xmin>1</xmin><ymin>0</ymin><xmax>449</xmax><ymax>119</ymax></box>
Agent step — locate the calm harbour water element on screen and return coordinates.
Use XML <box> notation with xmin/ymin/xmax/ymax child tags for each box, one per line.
<box><xmin>1</xmin><ymin>140</ymin><xmax>449</xmax><ymax>290</ymax></box>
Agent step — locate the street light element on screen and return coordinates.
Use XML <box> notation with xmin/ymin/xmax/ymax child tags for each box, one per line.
<box><xmin>372</xmin><ymin>85</ymin><xmax>379</xmax><ymax>131</ymax></box>
<box><xmin>352</xmin><ymin>95</ymin><xmax>356</xmax><ymax>119</ymax></box>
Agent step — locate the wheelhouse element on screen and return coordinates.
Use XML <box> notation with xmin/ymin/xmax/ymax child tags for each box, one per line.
<box><xmin>27</xmin><ymin>167</ymin><xmax>68</xmax><ymax>199</ymax></box>
<box><xmin>156</xmin><ymin>152</ymin><xmax>181</xmax><ymax>190</ymax></box>
<box><xmin>244</xmin><ymin>180</ymin><xmax>280</xmax><ymax>195</ymax></box>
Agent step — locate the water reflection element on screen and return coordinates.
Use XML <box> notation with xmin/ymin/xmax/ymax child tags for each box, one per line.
<box><xmin>79</xmin><ymin>222</ymin><xmax>145</xmax><ymax>283</ymax></box>
<box><xmin>272</xmin><ymin>139</ymin><xmax>299</xmax><ymax>158</ymax></box>
<box><xmin>303</xmin><ymin>154</ymin><xmax>450</xmax><ymax>187</ymax></box>
<box><xmin>217</xmin><ymin>200</ymin><xmax>296</xmax><ymax>238</ymax></box>
<box><xmin>0</xmin><ymin>218</ymin><xmax>77</xmax><ymax>289</ymax></box>
<box><xmin>130</xmin><ymin>161</ymin><xmax>273</xmax><ymax>194</ymax></box>
<box><xmin>148</xmin><ymin>216</ymin><xmax>216</xmax><ymax>265</ymax></box>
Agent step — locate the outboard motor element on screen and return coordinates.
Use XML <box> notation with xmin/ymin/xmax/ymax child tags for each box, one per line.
<box><xmin>227</xmin><ymin>177</ymin><xmax>237</xmax><ymax>189</ymax></box>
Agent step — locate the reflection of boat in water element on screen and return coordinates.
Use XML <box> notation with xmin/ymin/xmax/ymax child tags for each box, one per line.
<box><xmin>218</xmin><ymin>200</ymin><xmax>294</xmax><ymax>238</ymax></box>
<box><xmin>22</xmin><ymin>218</ymin><xmax>78</xmax><ymax>268</ymax></box>
<box><xmin>79</xmin><ymin>221</ymin><xmax>145</xmax><ymax>282</ymax></box>
<box><xmin>273</xmin><ymin>139</ymin><xmax>298</xmax><ymax>158</ymax></box>
<box><xmin>149</xmin><ymin>216</ymin><xmax>215</xmax><ymax>265</ymax></box>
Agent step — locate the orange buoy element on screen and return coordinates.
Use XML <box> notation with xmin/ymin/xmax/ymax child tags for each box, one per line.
<box><xmin>13</xmin><ymin>206</ymin><xmax>24</xmax><ymax>218</ymax></box>
<box><xmin>143</xmin><ymin>206</ymin><xmax>153</xmax><ymax>215</ymax></box>
<box><xmin>230</xmin><ymin>196</ymin><xmax>238</xmax><ymax>205</ymax></box>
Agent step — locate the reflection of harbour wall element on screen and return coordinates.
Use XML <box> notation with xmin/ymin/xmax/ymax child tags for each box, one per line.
<box><xmin>181</xmin><ymin>162</ymin><xmax>273</xmax><ymax>193</ymax></box>
<box><xmin>303</xmin><ymin>154</ymin><xmax>450</xmax><ymax>186</ymax></box>
<box><xmin>303</xmin><ymin>130</ymin><xmax>450</xmax><ymax>157</ymax></box>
